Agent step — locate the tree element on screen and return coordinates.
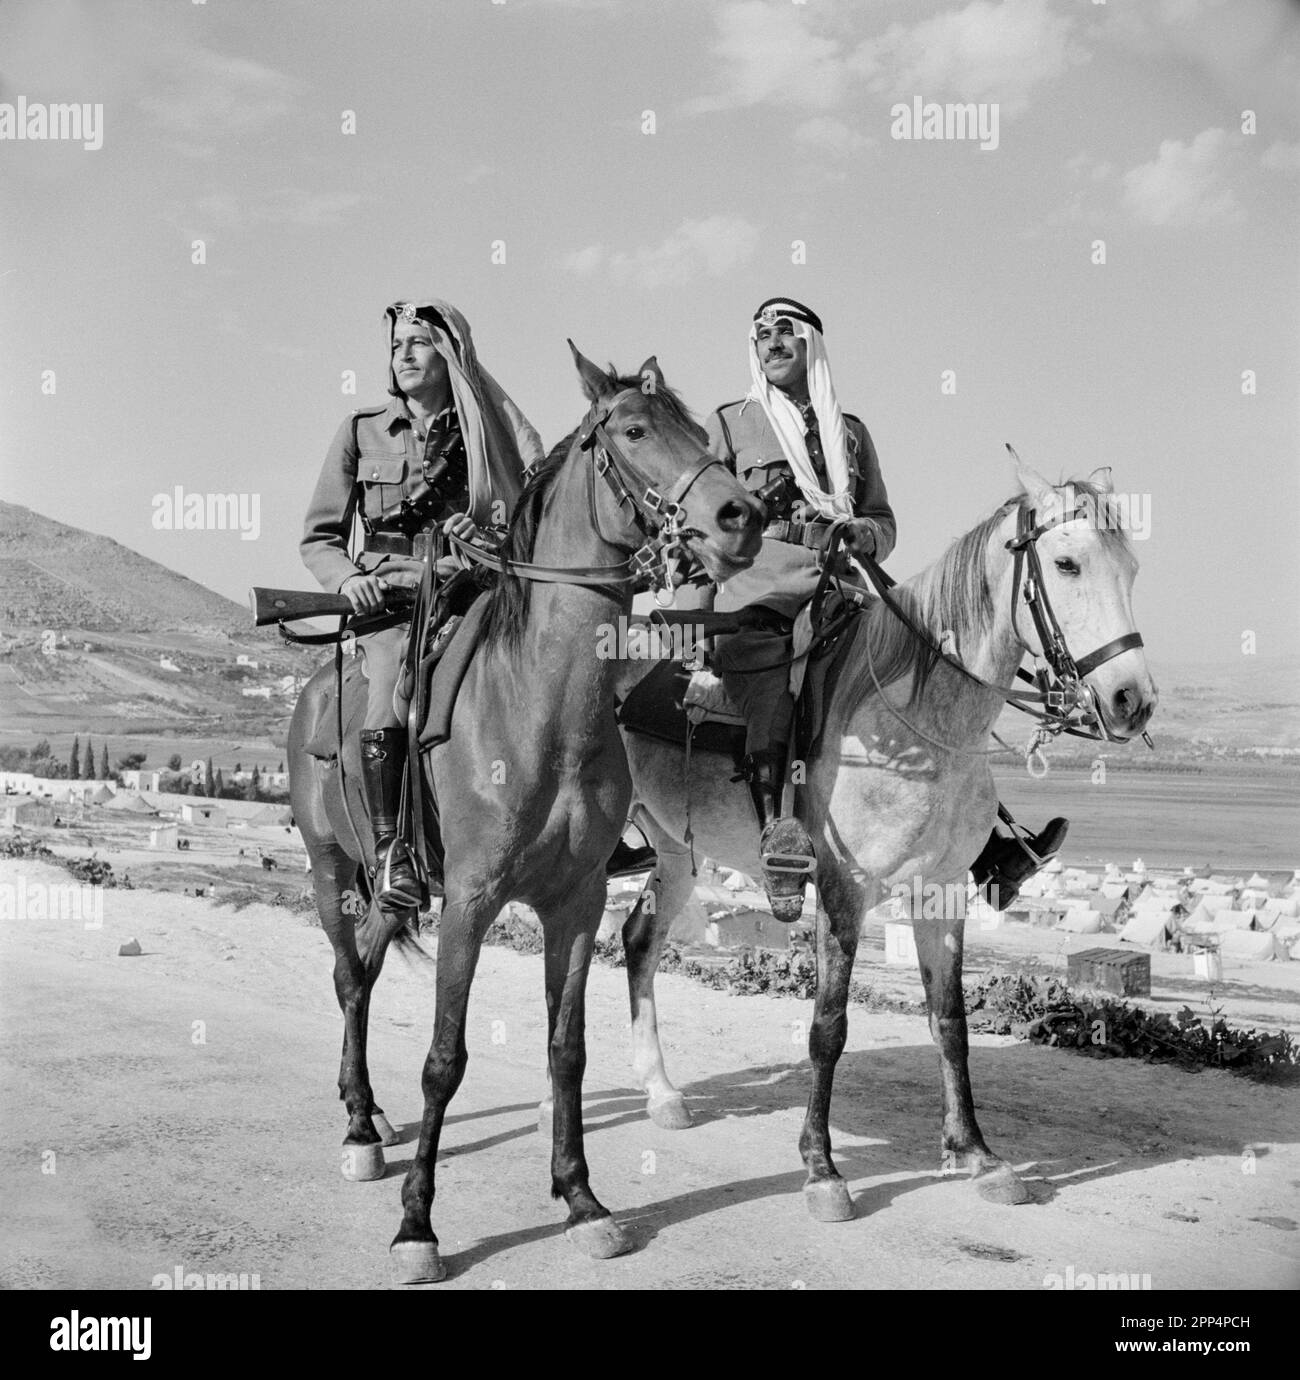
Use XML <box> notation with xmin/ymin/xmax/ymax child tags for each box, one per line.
<box><xmin>116</xmin><ymin>752</ymin><xmax>147</xmax><ymax>773</ymax></box>
<box><xmin>234</xmin><ymin>762</ymin><xmax>242</xmax><ymax>775</ymax></box>
<box><xmin>167</xmin><ymin>753</ymin><xmax>182</xmax><ymax>772</ymax></box>
<box><xmin>83</xmin><ymin>737</ymin><xmax>95</xmax><ymax>780</ymax></box>
<box><xmin>31</xmin><ymin>739</ymin><xmax>52</xmax><ymax>763</ymax></box>
<box><xmin>99</xmin><ymin>744</ymin><xmax>110</xmax><ymax>780</ymax></box>
<box><xmin>278</xmin><ymin>760</ymin><xmax>285</xmax><ymax>772</ymax></box>
<box><xmin>69</xmin><ymin>735</ymin><xmax>81</xmax><ymax>780</ymax></box>
<box><xmin>214</xmin><ymin>768</ymin><xmax>226</xmax><ymax>797</ymax></box>
<box><xmin>204</xmin><ymin>757</ymin><xmax>215</xmax><ymax>799</ymax></box>
<box><xmin>244</xmin><ymin>766</ymin><xmax>260</xmax><ymax>802</ymax></box>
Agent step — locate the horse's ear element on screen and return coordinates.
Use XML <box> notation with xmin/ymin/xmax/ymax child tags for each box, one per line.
<box><xmin>637</xmin><ymin>355</ymin><xmax>666</xmax><ymax>396</ymax></box>
<box><xmin>1007</xmin><ymin>443</ymin><xmax>1054</xmax><ymax>506</ymax></box>
<box><xmin>568</xmin><ymin>339</ymin><xmax>611</xmax><ymax>404</ymax></box>
<box><xmin>1087</xmin><ymin>465</ymin><xmax>1115</xmax><ymax>494</ymax></box>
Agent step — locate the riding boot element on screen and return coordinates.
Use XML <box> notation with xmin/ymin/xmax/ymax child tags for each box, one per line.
<box><xmin>359</xmin><ymin>728</ymin><xmax>422</xmax><ymax>911</ymax></box>
<box><xmin>740</xmin><ymin>746</ymin><xmax>816</xmax><ymax>923</ymax></box>
<box><xmin>971</xmin><ymin>814</ymin><xmax>1070</xmax><ymax>911</ymax></box>
<box><xmin>606</xmin><ymin>838</ymin><xmax>657</xmax><ymax>878</ymax></box>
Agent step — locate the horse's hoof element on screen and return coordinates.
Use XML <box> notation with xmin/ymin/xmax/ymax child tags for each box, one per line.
<box><xmin>371</xmin><ymin>1112</ymin><xmax>399</xmax><ymax>1146</ymax></box>
<box><xmin>389</xmin><ymin>1240</ymin><xmax>446</xmax><ymax>1285</ymax></box>
<box><xmin>340</xmin><ymin>1141</ymin><xmax>385</xmax><ymax>1181</ymax></box>
<box><xmin>974</xmin><ymin>1165</ymin><xmax>1032</xmax><ymax>1206</ymax></box>
<box><xmin>565</xmin><ymin>1216</ymin><xmax>633</xmax><ymax>1260</ymax></box>
<box><xmin>647</xmin><ymin>1093</ymin><xmax>692</xmax><ymax>1130</ymax></box>
<box><xmin>803</xmin><ymin>1178</ymin><xmax>854</xmax><ymax>1222</ymax></box>
<box><xmin>537</xmin><ymin>1100</ymin><xmax>554</xmax><ymax>1136</ymax></box>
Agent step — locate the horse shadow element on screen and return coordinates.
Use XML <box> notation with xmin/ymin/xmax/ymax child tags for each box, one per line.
<box><xmin>384</xmin><ymin>1040</ymin><xmax>1298</xmax><ymax>1273</ymax></box>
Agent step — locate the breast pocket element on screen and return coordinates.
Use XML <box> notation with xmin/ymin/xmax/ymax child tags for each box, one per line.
<box><xmin>358</xmin><ymin>453</ymin><xmax>407</xmax><ymax>520</ymax></box>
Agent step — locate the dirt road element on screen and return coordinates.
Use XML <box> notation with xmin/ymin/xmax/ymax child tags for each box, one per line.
<box><xmin>1</xmin><ymin>859</ymin><xmax>1296</xmax><ymax>1290</ymax></box>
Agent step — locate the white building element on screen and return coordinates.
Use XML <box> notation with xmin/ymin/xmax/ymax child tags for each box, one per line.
<box><xmin>180</xmin><ymin>803</ymin><xmax>227</xmax><ymax>827</ymax></box>
<box><xmin>159</xmin><ymin>656</ymin><xmax>180</xmax><ymax>672</ymax></box>
<box><xmin>149</xmin><ymin>824</ymin><xmax>179</xmax><ymax>850</ymax></box>
<box><xmin>241</xmin><ymin>687</ymin><xmax>273</xmax><ymax>699</ymax></box>
<box><xmin>121</xmin><ymin>770</ymin><xmax>162</xmax><ymax>792</ymax></box>
<box><xmin>236</xmin><ymin>655</ymin><xmax>260</xmax><ymax>668</ymax></box>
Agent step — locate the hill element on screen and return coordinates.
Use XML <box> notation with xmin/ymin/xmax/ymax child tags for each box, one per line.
<box><xmin>0</xmin><ymin>500</ymin><xmax>250</xmax><ymax>634</ymax></box>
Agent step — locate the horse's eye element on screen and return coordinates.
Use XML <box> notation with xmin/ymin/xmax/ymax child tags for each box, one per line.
<box><xmin>1055</xmin><ymin>557</ymin><xmax>1080</xmax><ymax>575</ymax></box>
<box><xmin>625</xmin><ymin>426</ymin><xmax>646</xmax><ymax>441</ymax></box>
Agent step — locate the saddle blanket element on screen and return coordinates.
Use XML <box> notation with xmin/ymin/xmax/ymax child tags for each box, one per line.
<box><xmin>617</xmin><ymin>597</ymin><xmax>863</xmax><ymax>760</ymax></box>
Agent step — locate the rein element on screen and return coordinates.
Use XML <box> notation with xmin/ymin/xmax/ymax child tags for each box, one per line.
<box><xmin>447</xmin><ymin>388</ymin><xmax>724</xmax><ymax>597</ymax></box>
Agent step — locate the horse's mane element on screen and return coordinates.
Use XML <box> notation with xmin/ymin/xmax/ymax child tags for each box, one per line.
<box><xmin>840</xmin><ymin>478</ymin><xmax>1132</xmax><ymax>709</ymax></box>
<box><xmin>481</xmin><ymin>366</ymin><xmax>707</xmax><ymax>649</ymax></box>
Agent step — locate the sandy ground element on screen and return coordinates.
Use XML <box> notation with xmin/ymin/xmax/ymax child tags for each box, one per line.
<box><xmin>1</xmin><ymin>857</ymin><xmax>1297</xmax><ymax>1291</ymax></box>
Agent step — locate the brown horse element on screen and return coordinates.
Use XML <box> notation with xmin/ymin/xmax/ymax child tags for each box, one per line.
<box><xmin>289</xmin><ymin>346</ymin><xmax>764</xmax><ymax>1282</ymax></box>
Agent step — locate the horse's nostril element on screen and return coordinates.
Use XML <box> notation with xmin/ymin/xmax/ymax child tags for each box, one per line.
<box><xmin>718</xmin><ymin>499</ymin><xmax>759</xmax><ymax>534</ymax></box>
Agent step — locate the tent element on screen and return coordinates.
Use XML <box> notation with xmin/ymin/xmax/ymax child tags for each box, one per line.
<box><xmin>1219</xmin><ymin>930</ymin><xmax>1280</xmax><ymax>963</ymax></box>
<box><xmin>102</xmin><ymin>791</ymin><xmax>158</xmax><ymax>815</ymax></box>
<box><xmin>1059</xmin><ymin>909</ymin><xmax>1102</xmax><ymax>934</ymax></box>
<box><xmin>1246</xmin><ymin>872</ymin><xmax>1271</xmax><ymax>891</ymax></box>
<box><xmin>1120</xmin><ymin>910</ymin><xmax>1175</xmax><ymax>950</ymax></box>
<box><xmin>1084</xmin><ymin>892</ymin><xmax>1125</xmax><ymax>920</ymax></box>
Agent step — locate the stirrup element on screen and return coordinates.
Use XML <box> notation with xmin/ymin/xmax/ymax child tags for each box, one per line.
<box><xmin>376</xmin><ymin>838</ymin><xmax>421</xmax><ymax>910</ymax></box>
<box><xmin>760</xmin><ymin>850</ymin><xmax>817</xmax><ymax>876</ymax></box>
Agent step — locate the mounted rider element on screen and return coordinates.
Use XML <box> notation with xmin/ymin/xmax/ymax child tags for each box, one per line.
<box><xmin>706</xmin><ymin>296</ymin><xmax>1068</xmax><ymax>918</ymax></box>
<box><xmin>301</xmin><ymin>297</ymin><xmax>544</xmax><ymax>911</ymax></box>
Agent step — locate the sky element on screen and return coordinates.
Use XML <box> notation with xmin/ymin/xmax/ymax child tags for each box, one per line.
<box><xmin>1</xmin><ymin>0</ymin><xmax>1297</xmax><ymax>668</ymax></box>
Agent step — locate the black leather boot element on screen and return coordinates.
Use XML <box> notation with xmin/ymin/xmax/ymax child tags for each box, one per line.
<box><xmin>740</xmin><ymin>747</ymin><xmax>816</xmax><ymax>923</ymax></box>
<box><xmin>606</xmin><ymin>838</ymin><xmax>657</xmax><ymax>877</ymax></box>
<box><xmin>359</xmin><ymin>728</ymin><xmax>422</xmax><ymax>911</ymax></box>
<box><xmin>971</xmin><ymin>815</ymin><xmax>1069</xmax><ymax>911</ymax></box>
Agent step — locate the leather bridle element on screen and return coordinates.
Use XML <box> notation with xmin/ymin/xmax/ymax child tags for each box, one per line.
<box><xmin>448</xmin><ymin>387</ymin><xmax>727</xmax><ymax>599</ymax></box>
<box><xmin>1003</xmin><ymin>498</ymin><xmax>1146</xmax><ymax>744</ymax></box>
<box><xmin>844</xmin><ymin>495</ymin><xmax>1151</xmax><ymax>756</ymax></box>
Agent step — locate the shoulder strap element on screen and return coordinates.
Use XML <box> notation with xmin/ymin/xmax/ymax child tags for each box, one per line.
<box><xmin>714</xmin><ymin>406</ymin><xmax>737</xmax><ymax>467</ymax></box>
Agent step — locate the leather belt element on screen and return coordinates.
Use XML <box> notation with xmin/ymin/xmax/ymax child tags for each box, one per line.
<box><xmin>764</xmin><ymin>517</ymin><xmax>832</xmax><ymax>551</ymax></box>
<box><xmin>363</xmin><ymin>528</ymin><xmax>438</xmax><ymax>562</ymax></box>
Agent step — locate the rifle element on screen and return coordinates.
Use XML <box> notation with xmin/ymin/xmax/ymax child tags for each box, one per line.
<box><xmin>249</xmin><ymin>587</ymin><xmax>354</xmax><ymax>626</ymax></box>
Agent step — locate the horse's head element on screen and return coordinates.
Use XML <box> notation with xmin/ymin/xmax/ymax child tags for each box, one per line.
<box><xmin>570</xmin><ymin>344</ymin><xmax>764</xmax><ymax>583</ymax></box>
<box><xmin>1010</xmin><ymin>455</ymin><xmax>1158</xmax><ymax>740</ymax></box>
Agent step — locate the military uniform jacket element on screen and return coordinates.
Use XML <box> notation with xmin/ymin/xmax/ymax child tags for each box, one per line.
<box><xmin>705</xmin><ymin>399</ymin><xmax>897</xmax><ymax>619</ymax></box>
<box><xmin>302</xmin><ymin>399</ymin><xmax>477</xmax><ymax>593</ymax></box>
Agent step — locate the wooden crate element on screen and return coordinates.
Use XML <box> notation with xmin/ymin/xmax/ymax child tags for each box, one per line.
<box><xmin>1067</xmin><ymin>947</ymin><xmax>1151</xmax><ymax>998</ymax></box>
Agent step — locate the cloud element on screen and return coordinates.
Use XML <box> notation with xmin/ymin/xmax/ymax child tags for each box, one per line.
<box><xmin>793</xmin><ymin>117</ymin><xmax>874</xmax><ymax>160</ymax></box>
<box><xmin>564</xmin><ymin>216</ymin><xmax>760</xmax><ymax>289</ymax></box>
<box><xmin>136</xmin><ymin>47</ymin><xmax>305</xmax><ymax>140</ymax></box>
<box><xmin>1261</xmin><ymin>140</ymin><xmax>1300</xmax><ymax>174</ymax></box>
<box><xmin>1121</xmin><ymin>127</ymin><xmax>1243</xmax><ymax>225</ymax></box>
<box><xmin>683</xmin><ymin>1</ymin><xmax>849</xmax><ymax>115</ymax></box>
<box><xmin>852</xmin><ymin>0</ymin><xmax>1086</xmax><ymax>117</ymax></box>
<box><xmin>194</xmin><ymin>188</ymin><xmax>365</xmax><ymax>230</ymax></box>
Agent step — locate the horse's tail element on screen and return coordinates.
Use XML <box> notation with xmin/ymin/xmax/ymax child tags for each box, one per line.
<box><xmin>387</xmin><ymin>910</ymin><xmax>436</xmax><ymax>968</ymax></box>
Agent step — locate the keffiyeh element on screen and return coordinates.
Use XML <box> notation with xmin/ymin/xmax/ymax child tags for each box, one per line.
<box><xmin>746</xmin><ymin>305</ymin><xmax>853</xmax><ymax>521</ymax></box>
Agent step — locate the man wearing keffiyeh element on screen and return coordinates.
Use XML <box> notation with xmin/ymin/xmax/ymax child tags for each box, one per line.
<box><xmin>704</xmin><ymin>297</ymin><xmax>1067</xmax><ymax>920</ymax></box>
<box><xmin>701</xmin><ymin>297</ymin><xmax>895</xmax><ymax>917</ymax></box>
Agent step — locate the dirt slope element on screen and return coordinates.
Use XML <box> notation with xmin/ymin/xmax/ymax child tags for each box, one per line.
<box><xmin>1</xmin><ymin>859</ymin><xmax>1296</xmax><ymax>1290</ymax></box>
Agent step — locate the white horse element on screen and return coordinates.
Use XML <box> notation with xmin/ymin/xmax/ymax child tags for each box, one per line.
<box><xmin>612</xmin><ymin>459</ymin><xmax>1157</xmax><ymax>1219</ymax></box>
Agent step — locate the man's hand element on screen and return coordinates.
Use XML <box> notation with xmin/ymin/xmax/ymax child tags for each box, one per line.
<box><xmin>341</xmin><ymin>573</ymin><xmax>388</xmax><ymax>615</ymax></box>
<box><xmin>841</xmin><ymin>518</ymin><xmax>878</xmax><ymax>560</ymax></box>
<box><xmin>442</xmin><ymin>513</ymin><xmax>478</xmax><ymax>542</ymax></box>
